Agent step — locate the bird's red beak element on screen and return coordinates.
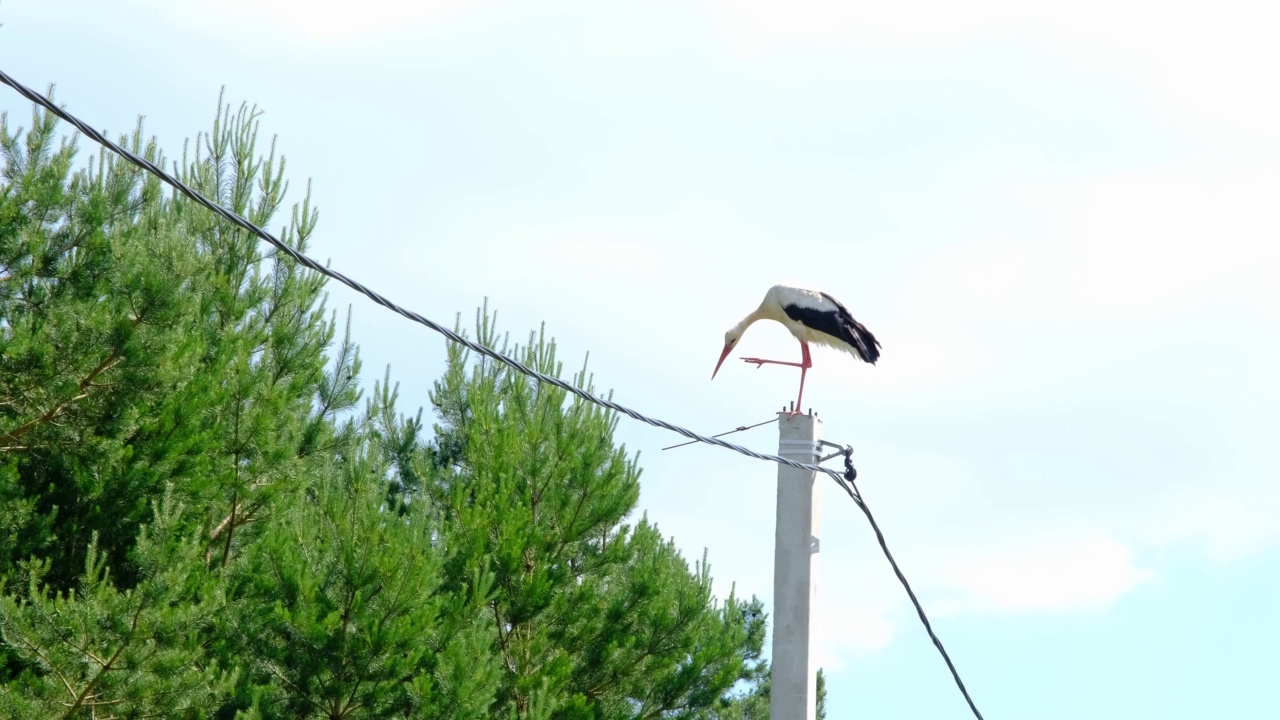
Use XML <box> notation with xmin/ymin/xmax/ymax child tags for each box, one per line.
<box><xmin>712</xmin><ymin>343</ymin><xmax>733</xmax><ymax>380</ymax></box>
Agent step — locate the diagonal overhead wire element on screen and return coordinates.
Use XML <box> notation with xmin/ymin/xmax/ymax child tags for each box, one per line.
<box><xmin>0</xmin><ymin>69</ymin><xmax>836</xmax><ymax>480</ymax></box>
<box><xmin>832</xmin><ymin>449</ymin><xmax>986</xmax><ymax>720</ymax></box>
<box><xmin>0</xmin><ymin>69</ymin><xmax>984</xmax><ymax>720</ymax></box>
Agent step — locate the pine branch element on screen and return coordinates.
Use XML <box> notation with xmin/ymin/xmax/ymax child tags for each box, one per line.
<box><xmin>0</xmin><ymin>352</ymin><xmax>123</xmax><ymax>450</ymax></box>
<box><xmin>15</xmin><ymin>635</ymin><xmax>78</xmax><ymax>704</ymax></box>
<box><xmin>493</xmin><ymin>602</ymin><xmax>517</xmax><ymax>675</ymax></box>
<box><xmin>207</xmin><ymin>492</ymin><xmax>271</xmax><ymax>556</ymax></box>
<box><xmin>219</xmin><ymin>488</ymin><xmax>237</xmax><ymax>568</ymax></box>
<box><xmin>263</xmin><ymin>661</ymin><xmax>329</xmax><ymax>718</ymax></box>
<box><xmin>220</xmin><ymin>404</ymin><xmax>245</xmax><ymax>567</ymax></box>
<box><xmin>60</xmin><ymin>595</ymin><xmax>149</xmax><ymax>720</ymax></box>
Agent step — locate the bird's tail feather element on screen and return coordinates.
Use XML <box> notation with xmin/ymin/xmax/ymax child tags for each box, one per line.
<box><xmin>849</xmin><ymin>321</ymin><xmax>881</xmax><ymax>364</ymax></box>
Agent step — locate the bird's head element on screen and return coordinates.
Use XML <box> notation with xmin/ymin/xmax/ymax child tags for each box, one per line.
<box><xmin>712</xmin><ymin>329</ymin><xmax>743</xmax><ymax>380</ymax></box>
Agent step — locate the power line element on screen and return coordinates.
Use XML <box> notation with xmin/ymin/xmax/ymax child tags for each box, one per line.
<box><xmin>0</xmin><ymin>70</ymin><xmax>841</xmax><ymax>485</ymax></box>
<box><xmin>834</xmin><ymin>449</ymin><xmax>986</xmax><ymax>720</ymax></box>
<box><xmin>0</xmin><ymin>70</ymin><xmax>984</xmax><ymax>720</ymax></box>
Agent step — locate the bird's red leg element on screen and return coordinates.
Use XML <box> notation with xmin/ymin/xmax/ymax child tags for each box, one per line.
<box><xmin>743</xmin><ymin>342</ymin><xmax>814</xmax><ymax>415</ymax></box>
<box><xmin>791</xmin><ymin>342</ymin><xmax>813</xmax><ymax>416</ymax></box>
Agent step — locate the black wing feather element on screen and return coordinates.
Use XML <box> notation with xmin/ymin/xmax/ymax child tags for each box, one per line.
<box><xmin>820</xmin><ymin>292</ymin><xmax>881</xmax><ymax>363</ymax></box>
<box><xmin>782</xmin><ymin>293</ymin><xmax>881</xmax><ymax>364</ymax></box>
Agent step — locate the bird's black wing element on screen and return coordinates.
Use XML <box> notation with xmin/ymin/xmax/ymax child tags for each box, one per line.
<box><xmin>818</xmin><ymin>292</ymin><xmax>882</xmax><ymax>364</ymax></box>
<box><xmin>780</xmin><ymin>293</ymin><xmax>882</xmax><ymax>364</ymax></box>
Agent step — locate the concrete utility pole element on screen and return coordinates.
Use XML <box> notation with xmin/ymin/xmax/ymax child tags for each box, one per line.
<box><xmin>770</xmin><ymin>410</ymin><xmax>821</xmax><ymax>720</ymax></box>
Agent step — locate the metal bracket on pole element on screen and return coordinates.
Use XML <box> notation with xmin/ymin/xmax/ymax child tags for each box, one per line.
<box><xmin>783</xmin><ymin>438</ymin><xmax>851</xmax><ymax>465</ymax></box>
<box><xmin>816</xmin><ymin>439</ymin><xmax>850</xmax><ymax>464</ymax></box>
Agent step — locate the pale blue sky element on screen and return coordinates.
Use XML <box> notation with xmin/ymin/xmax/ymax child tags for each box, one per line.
<box><xmin>4</xmin><ymin>1</ymin><xmax>1278</xmax><ymax>717</ymax></box>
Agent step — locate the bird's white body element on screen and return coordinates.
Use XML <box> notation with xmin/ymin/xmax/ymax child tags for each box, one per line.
<box><xmin>739</xmin><ymin>285</ymin><xmax>858</xmax><ymax>356</ymax></box>
<box><xmin>728</xmin><ymin>285</ymin><xmax>880</xmax><ymax>362</ymax></box>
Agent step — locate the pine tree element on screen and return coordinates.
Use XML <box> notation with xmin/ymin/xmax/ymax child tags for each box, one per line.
<box><xmin>0</xmin><ymin>90</ymin><xmax>360</xmax><ymax>590</ymax></box>
<box><xmin>0</xmin><ymin>95</ymin><xmax>205</xmax><ymax>589</ymax></box>
<box><xmin>394</xmin><ymin>306</ymin><xmax>769</xmax><ymax>719</ymax></box>
<box><xmin>0</xmin><ymin>92</ymin><xmax>364</xmax><ymax>713</ymax></box>
<box><xmin>217</xmin><ymin>382</ymin><xmax>498</xmax><ymax>719</ymax></box>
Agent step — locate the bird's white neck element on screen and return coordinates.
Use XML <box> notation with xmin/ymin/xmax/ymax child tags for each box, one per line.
<box><xmin>733</xmin><ymin>304</ymin><xmax>772</xmax><ymax>334</ymax></box>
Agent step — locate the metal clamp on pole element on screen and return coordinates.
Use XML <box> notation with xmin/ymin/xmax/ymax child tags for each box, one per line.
<box><xmin>817</xmin><ymin>440</ymin><xmax>850</xmax><ymax>464</ymax></box>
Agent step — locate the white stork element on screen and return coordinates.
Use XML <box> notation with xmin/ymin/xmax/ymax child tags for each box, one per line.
<box><xmin>712</xmin><ymin>285</ymin><xmax>881</xmax><ymax>413</ymax></box>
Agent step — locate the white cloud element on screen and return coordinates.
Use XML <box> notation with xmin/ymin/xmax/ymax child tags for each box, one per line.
<box><xmin>124</xmin><ymin>0</ymin><xmax>1279</xmax><ymax>158</ymax></box>
<box><xmin>813</xmin><ymin>595</ymin><xmax>897</xmax><ymax>670</ymax></box>
<box><xmin>708</xmin><ymin>0</ymin><xmax>1278</xmax><ymax>149</ymax></box>
<box><xmin>803</xmin><ymin>450</ymin><xmax>1151</xmax><ymax>659</ymax></box>
<box><xmin>805</xmin><ymin>529</ymin><xmax>1153</xmax><ymax>669</ymax></box>
<box><xmin>927</xmin><ymin>532</ymin><xmax>1154</xmax><ymax>615</ymax></box>
<box><xmin>133</xmin><ymin>0</ymin><xmax>504</xmax><ymax>43</ymax></box>
<box><xmin>708</xmin><ymin>0</ymin><xmax>1025</xmax><ymax>51</ymax></box>
<box><xmin>946</xmin><ymin>167</ymin><xmax>1273</xmax><ymax>319</ymax></box>
<box><xmin>841</xmin><ymin>160</ymin><xmax>1280</xmax><ymax>403</ymax></box>
<box><xmin>1129</xmin><ymin>487</ymin><xmax>1280</xmax><ymax>565</ymax></box>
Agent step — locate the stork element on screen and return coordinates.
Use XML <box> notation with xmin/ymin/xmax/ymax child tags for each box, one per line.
<box><xmin>712</xmin><ymin>285</ymin><xmax>881</xmax><ymax>414</ymax></box>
